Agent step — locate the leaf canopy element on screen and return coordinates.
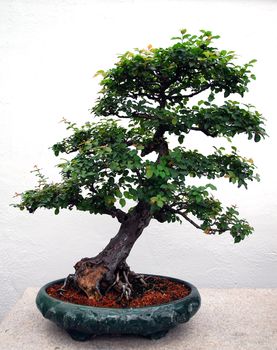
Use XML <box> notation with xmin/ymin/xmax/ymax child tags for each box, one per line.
<box><xmin>15</xmin><ymin>29</ymin><xmax>266</xmax><ymax>243</ymax></box>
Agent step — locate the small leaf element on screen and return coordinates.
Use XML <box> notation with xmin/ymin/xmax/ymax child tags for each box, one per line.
<box><xmin>146</xmin><ymin>167</ymin><xmax>153</xmax><ymax>179</ymax></box>
<box><xmin>208</xmin><ymin>93</ymin><xmax>215</xmax><ymax>102</ymax></box>
<box><xmin>254</xmin><ymin>134</ymin><xmax>261</xmax><ymax>142</ymax></box>
<box><xmin>119</xmin><ymin>198</ymin><xmax>126</xmax><ymax>207</ymax></box>
<box><xmin>207</xmin><ymin>184</ymin><xmax>217</xmax><ymax>191</ymax></box>
<box><xmin>156</xmin><ymin>200</ymin><xmax>164</xmax><ymax>208</ymax></box>
<box><xmin>224</xmin><ymin>90</ymin><xmax>230</xmax><ymax>98</ymax></box>
<box><xmin>178</xmin><ymin>135</ymin><xmax>184</xmax><ymax>144</ymax></box>
<box><xmin>93</xmin><ymin>69</ymin><xmax>105</xmax><ymax>78</ymax></box>
<box><xmin>124</xmin><ymin>191</ymin><xmax>132</xmax><ymax>199</ymax></box>
<box><xmin>115</xmin><ymin>189</ymin><xmax>122</xmax><ymax>198</ymax></box>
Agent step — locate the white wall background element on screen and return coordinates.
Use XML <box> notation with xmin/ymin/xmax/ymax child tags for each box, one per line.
<box><xmin>1</xmin><ymin>0</ymin><xmax>277</xmax><ymax>320</ymax></box>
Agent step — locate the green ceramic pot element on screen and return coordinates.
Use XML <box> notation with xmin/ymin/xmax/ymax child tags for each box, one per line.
<box><xmin>36</xmin><ymin>274</ymin><xmax>201</xmax><ymax>341</ymax></box>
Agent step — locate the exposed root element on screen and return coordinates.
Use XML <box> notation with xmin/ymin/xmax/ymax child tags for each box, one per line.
<box><xmin>107</xmin><ymin>265</ymin><xmax>149</xmax><ymax>302</ymax></box>
<box><xmin>57</xmin><ymin>273</ymin><xmax>76</xmax><ymax>295</ymax></box>
<box><xmin>123</xmin><ymin>270</ymin><xmax>133</xmax><ymax>290</ymax></box>
<box><xmin>67</xmin><ymin>257</ymin><xmax>150</xmax><ymax>301</ymax></box>
<box><xmin>134</xmin><ymin>273</ymin><xmax>149</xmax><ymax>287</ymax></box>
<box><xmin>118</xmin><ymin>283</ymin><xmax>132</xmax><ymax>301</ymax></box>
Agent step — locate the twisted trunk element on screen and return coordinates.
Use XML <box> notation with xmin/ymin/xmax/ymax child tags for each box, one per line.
<box><xmin>72</xmin><ymin>202</ymin><xmax>152</xmax><ymax>298</ymax></box>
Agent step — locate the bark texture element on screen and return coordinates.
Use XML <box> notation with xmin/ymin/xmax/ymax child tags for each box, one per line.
<box><xmin>72</xmin><ymin>202</ymin><xmax>152</xmax><ymax>298</ymax></box>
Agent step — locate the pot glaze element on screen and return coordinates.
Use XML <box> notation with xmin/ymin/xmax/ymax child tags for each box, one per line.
<box><xmin>36</xmin><ymin>275</ymin><xmax>201</xmax><ymax>341</ymax></box>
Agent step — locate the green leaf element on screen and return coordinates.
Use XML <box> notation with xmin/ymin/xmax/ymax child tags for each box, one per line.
<box><xmin>254</xmin><ymin>134</ymin><xmax>261</xmax><ymax>142</ymax></box>
<box><xmin>123</xmin><ymin>191</ymin><xmax>132</xmax><ymax>199</ymax></box>
<box><xmin>115</xmin><ymin>189</ymin><xmax>122</xmax><ymax>198</ymax></box>
<box><xmin>156</xmin><ymin>200</ymin><xmax>164</xmax><ymax>208</ymax></box>
<box><xmin>195</xmin><ymin>195</ymin><xmax>202</xmax><ymax>203</ymax></box>
<box><xmin>207</xmin><ymin>184</ymin><xmax>217</xmax><ymax>191</ymax></box>
<box><xmin>178</xmin><ymin>135</ymin><xmax>184</xmax><ymax>144</ymax></box>
<box><xmin>171</xmin><ymin>36</ymin><xmax>182</xmax><ymax>41</ymax></box>
<box><xmin>119</xmin><ymin>198</ymin><xmax>126</xmax><ymax>207</ymax></box>
<box><xmin>224</xmin><ymin>90</ymin><xmax>230</xmax><ymax>98</ymax></box>
<box><xmin>146</xmin><ymin>167</ymin><xmax>153</xmax><ymax>179</ymax></box>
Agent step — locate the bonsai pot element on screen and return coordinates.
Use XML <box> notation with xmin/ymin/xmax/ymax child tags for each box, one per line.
<box><xmin>36</xmin><ymin>274</ymin><xmax>201</xmax><ymax>341</ymax></box>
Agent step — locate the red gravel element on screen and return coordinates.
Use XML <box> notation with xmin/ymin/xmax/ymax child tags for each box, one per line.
<box><xmin>46</xmin><ymin>276</ymin><xmax>190</xmax><ymax>308</ymax></box>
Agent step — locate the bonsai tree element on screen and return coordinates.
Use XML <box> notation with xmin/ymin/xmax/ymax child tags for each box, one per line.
<box><xmin>15</xmin><ymin>29</ymin><xmax>266</xmax><ymax>300</ymax></box>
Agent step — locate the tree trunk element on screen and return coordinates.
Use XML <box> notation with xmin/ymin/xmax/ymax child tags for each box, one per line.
<box><xmin>72</xmin><ymin>202</ymin><xmax>152</xmax><ymax>298</ymax></box>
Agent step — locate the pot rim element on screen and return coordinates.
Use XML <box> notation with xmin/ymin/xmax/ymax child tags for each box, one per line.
<box><xmin>37</xmin><ymin>273</ymin><xmax>200</xmax><ymax>311</ymax></box>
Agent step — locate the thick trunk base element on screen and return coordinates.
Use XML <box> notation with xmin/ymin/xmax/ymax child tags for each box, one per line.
<box><xmin>74</xmin><ymin>259</ymin><xmax>108</xmax><ymax>297</ymax></box>
<box><xmin>61</xmin><ymin>259</ymin><xmax>145</xmax><ymax>300</ymax></box>
<box><xmin>60</xmin><ymin>203</ymin><xmax>152</xmax><ymax>298</ymax></box>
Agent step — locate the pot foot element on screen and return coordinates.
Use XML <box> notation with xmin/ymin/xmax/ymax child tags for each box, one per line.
<box><xmin>144</xmin><ymin>330</ymin><xmax>169</xmax><ymax>340</ymax></box>
<box><xmin>67</xmin><ymin>330</ymin><xmax>92</xmax><ymax>341</ymax></box>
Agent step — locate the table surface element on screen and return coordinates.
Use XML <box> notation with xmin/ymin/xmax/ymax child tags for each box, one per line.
<box><xmin>0</xmin><ymin>288</ymin><xmax>277</xmax><ymax>350</ymax></box>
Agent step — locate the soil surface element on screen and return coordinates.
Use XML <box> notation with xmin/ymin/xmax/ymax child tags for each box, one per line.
<box><xmin>47</xmin><ymin>276</ymin><xmax>191</xmax><ymax>308</ymax></box>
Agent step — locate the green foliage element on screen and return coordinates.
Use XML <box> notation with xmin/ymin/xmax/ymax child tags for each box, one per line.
<box><xmin>92</xmin><ymin>30</ymin><xmax>257</xmax><ymax>118</ymax></box>
<box><xmin>170</xmin><ymin>101</ymin><xmax>266</xmax><ymax>140</ymax></box>
<box><xmin>15</xmin><ymin>29</ymin><xmax>266</xmax><ymax>243</ymax></box>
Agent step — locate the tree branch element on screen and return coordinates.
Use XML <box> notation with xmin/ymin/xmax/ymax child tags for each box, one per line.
<box><xmin>178</xmin><ymin>211</ymin><xmax>202</xmax><ymax>229</ymax></box>
<box><xmin>114</xmin><ymin>112</ymin><xmax>155</xmax><ymax>120</ymax></box>
<box><xmin>141</xmin><ymin>124</ymin><xmax>168</xmax><ymax>158</ymax></box>
<box><xmin>165</xmin><ymin>205</ymin><xmax>202</xmax><ymax>229</ymax></box>
<box><xmin>134</xmin><ymin>169</ymin><xmax>144</xmax><ymax>184</ymax></box>
<box><xmin>182</xmin><ymin>84</ymin><xmax>212</xmax><ymax>98</ymax></box>
<box><xmin>167</xmin><ymin>83</ymin><xmax>213</xmax><ymax>101</ymax></box>
<box><xmin>103</xmin><ymin>207</ymin><xmax>128</xmax><ymax>223</ymax></box>
<box><xmin>190</xmin><ymin>126</ymin><xmax>217</xmax><ymax>137</ymax></box>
